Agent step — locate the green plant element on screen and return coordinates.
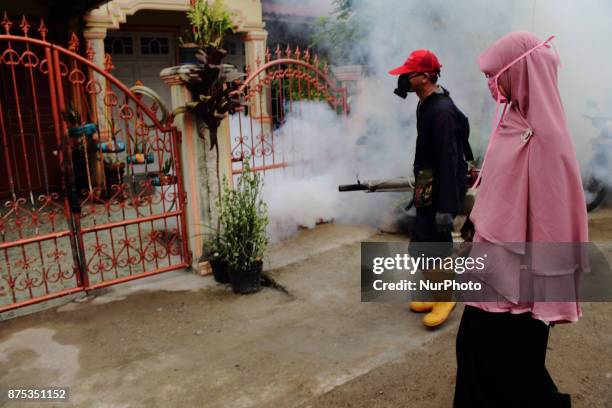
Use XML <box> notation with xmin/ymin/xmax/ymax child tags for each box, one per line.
<box><xmin>274</xmin><ymin>67</ymin><xmax>332</xmax><ymax>102</ymax></box>
<box><xmin>172</xmin><ymin>53</ymin><xmax>242</xmax><ymax>236</ymax></box>
<box><xmin>187</xmin><ymin>0</ymin><xmax>236</xmax><ymax>48</ymax></box>
<box><xmin>178</xmin><ymin>29</ymin><xmax>197</xmax><ymax>47</ymax></box>
<box><xmin>221</xmin><ymin>160</ymin><xmax>268</xmax><ymax>272</ymax></box>
<box><xmin>172</xmin><ymin>50</ymin><xmax>242</xmax><ymax>150</ymax></box>
<box><xmin>207</xmin><ymin>182</ymin><xmax>227</xmax><ymax>260</ymax></box>
<box><xmin>311</xmin><ymin>0</ymin><xmax>368</xmax><ymax>65</ymax></box>
<box><xmin>199</xmin><ymin>203</ymin><xmax>227</xmax><ymax>262</ymax></box>
<box><xmin>161</xmin><ymin>158</ymin><xmax>173</xmax><ymax>175</ymax></box>
<box><xmin>208</xmin><ymin>228</ymin><xmax>227</xmax><ymax>259</ymax></box>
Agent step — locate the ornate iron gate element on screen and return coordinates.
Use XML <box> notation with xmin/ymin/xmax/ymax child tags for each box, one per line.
<box><xmin>229</xmin><ymin>45</ymin><xmax>348</xmax><ymax>175</ymax></box>
<box><xmin>0</xmin><ymin>15</ymin><xmax>189</xmax><ymax>312</ymax></box>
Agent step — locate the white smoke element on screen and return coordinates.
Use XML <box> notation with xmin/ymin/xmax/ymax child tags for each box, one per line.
<box><xmin>252</xmin><ymin>0</ymin><xmax>612</xmax><ymax>241</ymax></box>
<box><xmin>512</xmin><ymin>0</ymin><xmax>612</xmax><ymax>207</ymax></box>
<box><xmin>510</xmin><ymin>0</ymin><xmax>612</xmax><ymax>165</ymax></box>
<box><xmin>258</xmin><ymin>102</ymin><xmax>408</xmax><ymax>243</ymax></box>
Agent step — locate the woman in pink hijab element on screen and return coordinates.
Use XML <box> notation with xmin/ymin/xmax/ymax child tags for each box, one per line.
<box><xmin>453</xmin><ymin>32</ymin><xmax>588</xmax><ymax>407</ymax></box>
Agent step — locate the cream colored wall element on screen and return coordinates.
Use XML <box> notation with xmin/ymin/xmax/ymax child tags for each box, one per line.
<box><xmin>86</xmin><ymin>0</ymin><xmax>264</xmax><ymax>34</ymax></box>
<box><xmin>85</xmin><ymin>0</ymin><xmax>266</xmax><ymax>72</ymax></box>
<box><xmin>118</xmin><ymin>9</ymin><xmax>191</xmax><ymax>31</ymax></box>
<box><xmin>109</xmin><ymin>10</ymin><xmax>249</xmax><ymax>73</ymax></box>
<box><xmin>223</xmin><ymin>32</ymin><xmax>247</xmax><ymax>72</ymax></box>
<box><xmin>226</xmin><ymin>0</ymin><xmax>264</xmax><ymax>31</ymax></box>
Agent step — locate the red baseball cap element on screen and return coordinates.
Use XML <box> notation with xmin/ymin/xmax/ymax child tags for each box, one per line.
<box><xmin>388</xmin><ymin>49</ymin><xmax>442</xmax><ymax>75</ymax></box>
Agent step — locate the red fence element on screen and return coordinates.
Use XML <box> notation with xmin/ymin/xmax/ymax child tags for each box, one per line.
<box><xmin>0</xmin><ymin>15</ymin><xmax>189</xmax><ymax>312</ymax></box>
<box><xmin>229</xmin><ymin>45</ymin><xmax>348</xmax><ymax>175</ymax></box>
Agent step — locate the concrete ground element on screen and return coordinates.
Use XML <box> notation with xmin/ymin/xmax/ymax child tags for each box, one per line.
<box><xmin>1</xmin><ymin>211</ymin><xmax>612</xmax><ymax>407</ymax></box>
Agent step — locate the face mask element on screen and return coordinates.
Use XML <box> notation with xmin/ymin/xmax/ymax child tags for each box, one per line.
<box><xmin>472</xmin><ymin>35</ymin><xmax>556</xmax><ymax>189</ymax></box>
<box><xmin>485</xmin><ymin>35</ymin><xmax>555</xmax><ymax>105</ymax></box>
<box><xmin>487</xmin><ymin>76</ymin><xmax>507</xmax><ymax>103</ymax></box>
<box><xmin>394</xmin><ymin>73</ymin><xmax>413</xmax><ymax>99</ymax></box>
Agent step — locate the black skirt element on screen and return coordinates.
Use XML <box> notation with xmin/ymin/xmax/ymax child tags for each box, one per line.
<box><xmin>454</xmin><ymin>306</ymin><xmax>572</xmax><ymax>408</ymax></box>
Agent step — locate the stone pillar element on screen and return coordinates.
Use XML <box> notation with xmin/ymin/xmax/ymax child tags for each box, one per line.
<box><xmin>332</xmin><ymin>65</ymin><xmax>363</xmax><ymax>95</ymax></box>
<box><xmin>160</xmin><ymin>65</ymin><xmax>233</xmax><ymax>273</ymax></box>
<box><xmin>243</xmin><ymin>30</ymin><xmax>268</xmax><ymax>119</ymax></box>
<box><xmin>83</xmin><ymin>28</ymin><xmax>108</xmax><ymax>127</ymax></box>
<box><xmin>83</xmin><ymin>28</ymin><xmax>106</xmax><ymax>68</ymax></box>
<box><xmin>331</xmin><ymin>65</ymin><xmax>362</xmax><ymax>113</ymax></box>
<box><xmin>243</xmin><ymin>30</ymin><xmax>267</xmax><ymax>69</ymax></box>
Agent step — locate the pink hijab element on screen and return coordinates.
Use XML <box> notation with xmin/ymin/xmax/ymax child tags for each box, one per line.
<box><xmin>465</xmin><ymin>32</ymin><xmax>589</xmax><ymax>323</ymax></box>
<box><xmin>471</xmin><ymin>32</ymin><xmax>588</xmax><ymax>245</ymax></box>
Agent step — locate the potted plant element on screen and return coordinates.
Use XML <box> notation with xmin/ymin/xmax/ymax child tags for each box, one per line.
<box><xmin>63</xmin><ymin>107</ymin><xmax>98</xmax><ymax>140</ymax></box>
<box><xmin>221</xmin><ymin>160</ymin><xmax>268</xmax><ymax>294</ymax></box>
<box><xmin>172</xmin><ymin>10</ymin><xmax>244</xmax><ymax>254</ymax></box>
<box><xmin>127</xmin><ymin>147</ymin><xmax>155</xmax><ymax>164</ymax></box>
<box><xmin>62</xmin><ymin>106</ymin><xmax>101</xmax><ymax>193</ymax></box>
<box><xmin>178</xmin><ymin>30</ymin><xmax>201</xmax><ymax>65</ymax></box>
<box><xmin>198</xmin><ymin>198</ymin><xmax>231</xmax><ymax>284</ymax></box>
<box><xmin>97</xmin><ymin>119</ymin><xmax>126</xmax><ymax>153</ymax></box>
<box><xmin>185</xmin><ymin>0</ymin><xmax>235</xmax><ymax>65</ymax></box>
<box><xmin>148</xmin><ymin>158</ymin><xmax>178</xmax><ymax>187</ymax></box>
<box><xmin>206</xmin><ymin>229</ymin><xmax>231</xmax><ymax>283</ymax></box>
<box><xmin>98</xmin><ymin>140</ymin><xmax>126</xmax><ymax>153</ymax></box>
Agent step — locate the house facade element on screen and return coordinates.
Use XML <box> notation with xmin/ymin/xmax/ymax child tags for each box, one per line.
<box><xmin>0</xmin><ymin>1</ymin><xmax>268</xmax><ymax>312</ymax></box>
<box><xmin>84</xmin><ymin>0</ymin><xmax>267</xmax><ymax>108</ymax></box>
<box><xmin>0</xmin><ymin>1</ymin><xmax>350</xmax><ymax>313</ymax></box>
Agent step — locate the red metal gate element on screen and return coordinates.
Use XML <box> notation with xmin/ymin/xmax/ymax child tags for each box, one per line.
<box><xmin>0</xmin><ymin>15</ymin><xmax>190</xmax><ymax>312</ymax></box>
<box><xmin>229</xmin><ymin>45</ymin><xmax>348</xmax><ymax>175</ymax></box>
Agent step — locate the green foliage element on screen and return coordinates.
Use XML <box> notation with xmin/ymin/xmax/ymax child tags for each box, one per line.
<box><xmin>171</xmin><ymin>69</ymin><xmax>238</xmax><ymax>151</ymax></box>
<box><xmin>269</xmin><ymin>68</ymin><xmax>345</xmax><ymax>115</ymax></box>
<box><xmin>200</xmin><ymin>193</ymin><xmax>227</xmax><ymax>261</ymax></box>
<box><xmin>161</xmin><ymin>158</ymin><xmax>173</xmax><ymax>175</ymax></box>
<box><xmin>208</xmin><ymin>226</ymin><xmax>227</xmax><ymax>260</ymax></box>
<box><xmin>333</xmin><ymin>0</ymin><xmax>354</xmax><ymax>20</ymax></box>
<box><xmin>186</xmin><ymin>0</ymin><xmax>236</xmax><ymax>48</ymax></box>
<box><xmin>280</xmin><ymin>71</ymin><xmax>320</xmax><ymax>101</ymax></box>
<box><xmin>220</xmin><ymin>160</ymin><xmax>268</xmax><ymax>272</ymax></box>
<box><xmin>310</xmin><ymin>0</ymin><xmax>367</xmax><ymax>65</ymax></box>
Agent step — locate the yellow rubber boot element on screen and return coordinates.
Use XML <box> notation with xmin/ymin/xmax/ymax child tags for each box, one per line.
<box><xmin>409</xmin><ymin>301</ymin><xmax>435</xmax><ymax>313</ymax></box>
<box><xmin>423</xmin><ymin>302</ymin><xmax>456</xmax><ymax>327</ymax></box>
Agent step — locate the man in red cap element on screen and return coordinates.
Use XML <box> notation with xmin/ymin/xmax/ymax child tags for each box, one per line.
<box><xmin>390</xmin><ymin>49</ymin><xmax>472</xmax><ymax>328</ymax></box>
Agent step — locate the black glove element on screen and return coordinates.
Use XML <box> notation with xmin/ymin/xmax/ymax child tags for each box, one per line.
<box><xmin>435</xmin><ymin>212</ymin><xmax>454</xmax><ymax>237</ymax></box>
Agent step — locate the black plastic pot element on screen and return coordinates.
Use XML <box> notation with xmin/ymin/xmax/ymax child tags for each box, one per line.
<box><xmin>209</xmin><ymin>258</ymin><xmax>230</xmax><ymax>284</ymax></box>
<box><xmin>229</xmin><ymin>261</ymin><xmax>262</xmax><ymax>294</ymax></box>
<box><xmin>203</xmin><ymin>46</ymin><xmax>228</xmax><ymax>65</ymax></box>
<box><xmin>179</xmin><ymin>44</ymin><xmax>200</xmax><ymax>64</ymax></box>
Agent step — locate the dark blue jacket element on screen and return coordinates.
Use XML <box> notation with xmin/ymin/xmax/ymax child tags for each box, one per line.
<box><xmin>415</xmin><ymin>87</ymin><xmax>469</xmax><ymax>216</ymax></box>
